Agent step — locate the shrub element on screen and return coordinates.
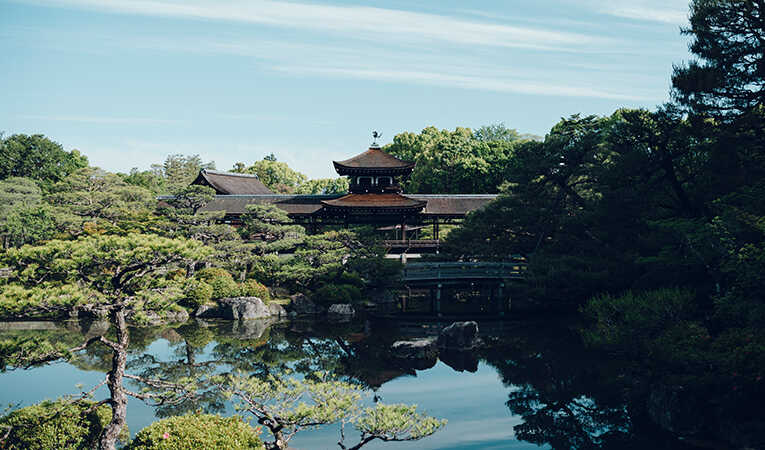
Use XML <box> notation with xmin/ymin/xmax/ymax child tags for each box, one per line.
<box><xmin>195</xmin><ymin>268</ymin><xmax>241</xmax><ymax>299</ymax></box>
<box><xmin>580</xmin><ymin>287</ymin><xmax>698</xmax><ymax>357</ymax></box>
<box><xmin>183</xmin><ymin>279</ymin><xmax>213</xmax><ymax>308</ymax></box>
<box><xmin>127</xmin><ymin>414</ymin><xmax>263</xmax><ymax>450</ymax></box>
<box><xmin>0</xmin><ymin>399</ymin><xmax>125</xmax><ymax>449</ymax></box>
<box><xmin>194</xmin><ymin>267</ymin><xmax>233</xmax><ymax>283</ymax></box>
<box><xmin>209</xmin><ymin>277</ymin><xmax>241</xmax><ymax>299</ymax></box>
<box><xmin>314</xmin><ymin>284</ymin><xmax>362</xmax><ymax>306</ymax></box>
<box><xmin>240</xmin><ymin>280</ymin><xmax>271</xmax><ymax>302</ymax></box>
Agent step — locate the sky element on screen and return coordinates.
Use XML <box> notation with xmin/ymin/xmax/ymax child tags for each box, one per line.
<box><xmin>1</xmin><ymin>0</ymin><xmax>692</xmax><ymax>179</ymax></box>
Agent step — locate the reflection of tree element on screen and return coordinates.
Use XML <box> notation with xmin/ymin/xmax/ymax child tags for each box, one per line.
<box><xmin>127</xmin><ymin>323</ymin><xmax>224</xmax><ymax>418</ymax></box>
<box><xmin>481</xmin><ymin>323</ymin><xmax>684</xmax><ymax>450</ymax></box>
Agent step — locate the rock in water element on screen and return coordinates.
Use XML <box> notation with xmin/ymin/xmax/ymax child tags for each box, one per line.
<box><xmin>288</xmin><ymin>294</ymin><xmax>324</xmax><ymax>315</ymax></box>
<box><xmin>437</xmin><ymin>321</ymin><xmax>479</xmax><ymax>350</ymax></box>
<box><xmin>328</xmin><ymin>304</ymin><xmax>355</xmax><ymax>319</ymax></box>
<box><xmin>391</xmin><ymin>338</ymin><xmax>438</xmax><ymax>360</ymax></box>
<box><xmin>219</xmin><ymin>297</ymin><xmax>270</xmax><ymax>320</ymax></box>
<box><xmin>268</xmin><ymin>302</ymin><xmax>287</xmax><ymax>318</ymax></box>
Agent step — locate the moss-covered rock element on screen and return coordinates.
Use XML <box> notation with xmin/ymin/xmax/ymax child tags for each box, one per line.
<box><xmin>127</xmin><ymin>414</ymin><xmax>263</xmax><ymax>450</ymax></box>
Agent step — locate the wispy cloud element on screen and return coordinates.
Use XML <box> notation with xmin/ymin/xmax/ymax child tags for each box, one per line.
<box><xmin>21</xmin><ymin>0</ymin><xmax>605</xmax><ymax>51</ymax></box>
<box><xmin>18</xmin><ymin>114</ymin><xmax>181</xmax><ymax>125</ymax></box>
<box><xmin>587</xmin><ymin>0</ymin><xmax>689</xmax><ymax>24</ymax></box>
<box><xmin>274</xmin><ymin>65</ymin><xmax>648</xmax><ymax>101</ymax></box>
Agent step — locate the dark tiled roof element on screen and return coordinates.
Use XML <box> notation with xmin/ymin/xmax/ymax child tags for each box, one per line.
<box><xmin>187</xmin><ymin>194</ymin><xmax>497</xmax><ymax>217</ymax></box>
<box><xmin>196</xmin><ymin>195</ymin><xmax>335</xmax><ymax>216</ymax></box>
<box><xmin>407</xmin><ymin>194</ymin><xmax>497</xmax><ymax>216</ymax></box>
<box><xmin>333</xmin><ymin>148</ymin><xmax>414</xmax><ymax>174</ymax></box>
<box><xmin>192</xmin><ymin>169</ymin><xmax>273</xmax><ymax>195</ymax></box>
<box><xmin>322</xmin><ymin>193</ymin><xmax>426</xmax><ymax>210</ymax></box>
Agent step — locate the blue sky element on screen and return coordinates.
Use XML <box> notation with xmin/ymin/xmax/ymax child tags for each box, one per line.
<box><xmin>1</xmin><ymin>0</ymin><xmax>691</xmax><ymax>178</ymax></box>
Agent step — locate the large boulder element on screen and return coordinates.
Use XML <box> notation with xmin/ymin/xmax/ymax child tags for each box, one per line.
<box><xmin>126</xmin><ymin>309</ymin><xmax>189</xmax><ymax>326</ymax></box>
<box><xmin>437</xmin><ymin>321</ymin><xmax>479</xmax><ymax>350</ymax></box>
<box><xmin>268</xmin><ymin>302</ymin><xmax>288</xmax><ymax>318</ymax></box>
<box><xmin>219</xmin><ymin>297</ymin><xmax>270</xmax><ymax>320</ymax></box>
<box><xmin>392</xmin><ymin>338</ymin><xmax>438</xmax><ymax>360</ymax></box>
<box><xmin>194</xmin><ymin>304</ymin><xmax>218</xmax><ymax>318</ymax></box>
<box><xmin>327</xmin><ymin>304</ymin><xmax>355</xmax><ymax>321</ymax></box>
<box><xmin>288</xmin><ymin>294</ymin><xmax>324</xmax><ymax>315</ymax></box>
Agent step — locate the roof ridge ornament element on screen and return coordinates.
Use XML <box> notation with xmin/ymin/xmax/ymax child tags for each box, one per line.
<box><xmin>371</xmin><ymin>130</ymin><xmax>382</xmax><ymax>148</ymax></box>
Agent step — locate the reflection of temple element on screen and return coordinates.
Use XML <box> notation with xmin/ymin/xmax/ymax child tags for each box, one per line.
<box><xmin>193</xmin><ymin>140</ymin><xmax>496</xmax><ymax>251</ymax></box>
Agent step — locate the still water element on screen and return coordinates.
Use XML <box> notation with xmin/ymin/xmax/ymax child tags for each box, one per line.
<box><xmin>0</xmin><ymin>317</ymin><xmax>685</xmax><ymax>449</ymax></box>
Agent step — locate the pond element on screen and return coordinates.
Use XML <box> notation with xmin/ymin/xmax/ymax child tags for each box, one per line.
<box><xmin>0</xmin><ymin>316</ymin><xmax>689</xmax><ymax>449</ymax></box>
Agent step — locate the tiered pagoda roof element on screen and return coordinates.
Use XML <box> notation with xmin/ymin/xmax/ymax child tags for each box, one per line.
<box><xmin>333</xmin><ymin>147</ymin><xmax>415</xmax><ymax>176</ymax></box>
<box><xmin>323</xmin><ymin>144</ymin><xmax>424</xmax><ymax>215</ymax></box>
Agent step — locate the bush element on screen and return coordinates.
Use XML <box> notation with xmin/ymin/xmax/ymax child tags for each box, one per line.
<box><xmin>240</xmin><ymin>280</ymin><xmax>271</xmax><ymax>302</ymax></box>
<box><xmin>183</xmin><ymin>279</ymin><xmax>213</xmax><ymax>308</ymax></box>
<box><xmin>194</xmin><ymin>267</ymin><xmax>233</xmax><ymax>283</ymax></box>
<box><xmin>127</xmin><ymin>414</ymin><xmax>263</xmax><ymax>450</ymax></box>
<box><xmin>580</xmin><ymin>287</ymin><xmax>698</xmax><ymax>357</ymax></box>
<box><xmin>0</xmin><ymin>399</ymin><xmax>124</xmax><ymax>449</ymax></box>
<box><xmin>209</xmin><ymin>277</ymin><xmax>241</xmax><ymax>299</ymax></box>
<box><xmin>195</xmin><ymin>268</ymin><xmax>241</xmax><ymax>299</ymax></box>
<box><xmin>314</xmin><ymin>284</ymin><xmax>363</xmax><ymax>306</ymax></box>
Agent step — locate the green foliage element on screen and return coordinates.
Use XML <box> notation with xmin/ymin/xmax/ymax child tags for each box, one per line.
<box><xmin>166</xmin><ymin>185</ymin><xmax>216</xmax><ymax>215</ymax></box>
<box><xmin>0</xmin><ymin>134</ymin><xmax>88</xmax><ymax>190</ymax></box>
<box><xmin>2</xmin><ymin>204</ymin><xmax>59</xmax><ymax>248</ymax></box>
<box><xmin>385</xmin><ymin>125</ymin><xmax>525</xmax><ymax>193</ymax></box>
<box><xmin>0</xmin><ymin>283</ymin><xmax>103</xmax><ymax>320</ymax></box>
<box><xmin>580</xmin><ymin>288</ymin><xmax>699</xmax><ymax>358</ymax></box>
<box><xmin>0</xmin><ymin>399</ymin><xmax>123</xmax><ymax>450</ymax></box>
<box><xmin>241</xmin><ymin>279</ymin><xmax>271</xmax><ymax>302</ymax></box>
<box><xmin>348</xmin><ymin>404</ymin><xmax>447</xmax><ymax>447</ymax></box>
<box><xmin>234</xmin><ymin>158</ymin><xmax>307</xmax><ymax>194</ymax></box>
<box><xmin>120</xmin><ymin>168</ymin><xmax>167</xmax><ymax>195</ymax></box>
<box><xmin>47</xmin><ymin>167</ymin><xmax>156</xmax><ymax>225</ymax></box>
<box><xmin>183</xmin><ymin>279</ymin><xmax>213</xmax><ymax>308</ymax></box>
<box><xmin>223</xmin><ymin>372</ymin><xmax>362</xmax><ymax>449</ymax></box>
<box><xmin>209</xmin><ymin>276</ymin><xmax>241</xmax><ymax>299</ymax></box>
<box><xmin>151</xmin><ymin>154</ymin><xmax>214</xmax><ymax>194</ymax></box>
<box><xmin>672</xmin><ymin>0</ymin><xmax>765</xmax><ymax>117</ymax></box>
<box><xmin>1</xmin><ymin>233</ymin><xmax>211</xmax><ymax>303</ymax></box>
<box><xmin>127</xmin><ymin>414</ymin><xmax>263</xmax><ymax>450</ymax></box>
<box><xmin>195</xmin><ymin>268</ymin><xmax>240</xmax><ymax>299</ymax></box>
<box><xmin>346</xmin><ymin>255</ymin><xmax>403</xmax><ymax>289</ymax></box>
<box><xmin>313</xmin><ymin>284</ymin><xmax>362</xmax><ymax>306</ymax></box>
<box><xmin>239</xmin><ymin>204</ymin><xmax>305</xmax><ymax>254</ymax></box>
<box><xmin>0</xmin><ymin>177</ymin><xmax>42</xmax><ymax>218</ymax></box>
<box><xmin>295</xmin><ymin>177</ymin><xmax>349</xmax><ymax>194</ymax></box>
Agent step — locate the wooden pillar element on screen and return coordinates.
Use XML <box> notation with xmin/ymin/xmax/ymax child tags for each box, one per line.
<box><xmin>434</xmin><ymin>218</ymin><xmax>440</xmax><ymax>240</ymax></box>
<box><xmin>401</xmin><ymin>216</ymin><xmax>407</xmax><ymax>241</ymax></box>
<box><xmin>436</xmin><ymin>283</ymin><xmax>442</xmax><ymax>316</ymax></box>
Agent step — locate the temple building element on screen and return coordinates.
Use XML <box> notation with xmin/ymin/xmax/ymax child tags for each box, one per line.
<box><xmin>191</xmin><ymin>169</ymin><xmax>272</xmax><ymax>195</ymax></box>
<box><xmin>188</xmin><ymin>138</ymin><xmax>497</xmax><ymax>251</ymax></box>
<box><xmin>318</xmin><ymin>144</ymin><xmax>426</xmax><ymax>235</ymax></box>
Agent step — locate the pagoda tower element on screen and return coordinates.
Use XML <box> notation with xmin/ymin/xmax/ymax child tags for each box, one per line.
<box><xmin>320</xmin><ymin>139</ymin><xmax>426</xmax><ymax>235</ymax></box>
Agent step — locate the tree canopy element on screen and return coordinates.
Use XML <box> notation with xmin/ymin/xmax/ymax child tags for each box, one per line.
<box><xmin>0</xmin><ymin>134</ymin><xmax>88</xmax><ymax>189</ymax></box>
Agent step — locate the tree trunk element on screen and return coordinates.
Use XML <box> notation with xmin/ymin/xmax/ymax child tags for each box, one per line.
<box><xmin>99</xmin><ymin>306</ymin><xmax>129</xmax><ymax>450</ymax></box>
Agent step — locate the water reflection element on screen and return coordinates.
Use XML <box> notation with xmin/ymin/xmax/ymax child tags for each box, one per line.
<box><xmin>0</xmin><ymin>317</ymin><xmax>690</xmax><ymax>449</ymax></box>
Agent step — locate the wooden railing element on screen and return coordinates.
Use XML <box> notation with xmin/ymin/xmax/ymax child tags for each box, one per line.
<box><xmin>382</xmin><ymin>239</ymin><xmax>441</xmax><ymax>248</ymax></box>
<box><xmin>401</xmin><ymin>261</ymin><xmax>526</xmax><ymax>281</ymax></box>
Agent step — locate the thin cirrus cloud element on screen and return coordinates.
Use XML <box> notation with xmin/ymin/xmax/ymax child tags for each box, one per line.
<box><xmin>273</xmin><ymin>66</ymin><xmax>650</xmax><ymax>101</ymax></box>
<box><xmin>589</xmin><ymin>0</ymin><xmax>689</xmax><ymax>24</ymax></box>
<box><xmin>20</xmin><ymin>0</ymin><xmax>605</xmax><ymax>51</ymax></box>
<box><xmin>18</xmin><ymin>114</ymin><xmax>182</xmax><ymax>125</ymax></box>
